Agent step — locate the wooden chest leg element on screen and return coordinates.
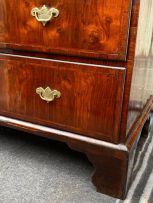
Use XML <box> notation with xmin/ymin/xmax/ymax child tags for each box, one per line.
<box><xmin>86</xmin><ymin>149</ymin><xmax>129</xmax><ymax>199</ymax></box>
<box><xmin>68</xmin><ymin>140</ymin><xmax>130</xmax><ymax>199</ymax></box>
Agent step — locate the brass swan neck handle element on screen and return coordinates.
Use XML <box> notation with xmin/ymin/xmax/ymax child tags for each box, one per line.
<box><xmin>31</xmin><ymin>5</ymin><xmax>59</xmax><ymax>26</ymax></box>
<box><xmin>36</xmin><ymin>87</ymin><xmax>61</xmax><ymax>103</ymax></box>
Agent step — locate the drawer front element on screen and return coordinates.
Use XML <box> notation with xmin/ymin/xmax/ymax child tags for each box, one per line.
<box><xmin>0</xmin><ymin>55</ymin><xmax>125</xmax><ymax>143</ymax></box>
<box><xmin>0</xmin><ymin>0</ymin><xmax>132</xmax><ymax>60</ymax></box>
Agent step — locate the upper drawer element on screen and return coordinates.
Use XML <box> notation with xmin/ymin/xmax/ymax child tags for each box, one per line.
<box><xmin>0</xmin><ymin>0</ymin><xmax>132</xmax><ymax>60</ymax></box>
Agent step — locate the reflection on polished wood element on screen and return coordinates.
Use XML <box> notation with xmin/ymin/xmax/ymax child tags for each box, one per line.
<box><xmin>0</xmin><ymin>55</ymin><xmax>125</xmax><ymax>143</ymax></box>
<box><xmin>0</xmin><ymin>0</ymin><xmax>153</xmax><ymax>200</ymax></box>
<box><xmin>0</xmin><ymin>0</ymin><xmax>132</xmax><ymax>60</ymax></box>
<box><xmin>128</xmin><ymin>0</ymin><xmax>153</xmax><ymax>134</ymax></box>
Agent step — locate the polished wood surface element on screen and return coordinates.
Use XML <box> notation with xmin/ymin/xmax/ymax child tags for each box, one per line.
<box><xmin>0</xmin><ymin>0</ymin><xmax>153</xmax><ymax>200</ymax></box>
<box><xmin>1</xmin><ymin>114</ymin><xmax>151</xmax><ymax>199</ymax></box>
<box><xmin>0</xmin><ymin>0</ymin><xmax>132</xmax><ymax>60</ymax></box>
<box><xmin>0</xmin><ymin>54</ymin><xmax>125</xmax><ymax>142</ymax></box>
<box><xmin>127</xmin><ymin>0</ymin><xmax>153</xmax><ymax>135</ymax></box>
<box><xmin>0</xmin><ymin>115</ymin><xmax>132</xmax><ymax>199</ymax></box>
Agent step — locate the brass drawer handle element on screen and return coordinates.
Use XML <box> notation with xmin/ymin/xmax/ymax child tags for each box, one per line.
<box><xmin>36</xmin><ymin>87</ymin><xmax>61</xmax><ymax>103</ymax></box>
<box><xmin>31</xmin><ymin>5</ymin><xmax>59</xmax><ymax>26</ymax></box>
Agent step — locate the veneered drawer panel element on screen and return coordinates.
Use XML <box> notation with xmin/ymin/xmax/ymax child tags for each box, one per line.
<box><xmin>0</xmin><ymin>0</ymin><xmax>132</xmax><ymax>60</ymax></box>
<box><xmin>0</xmin><ymin>55</ymin><xmax>125</xmax><ymax>143</ymax></box>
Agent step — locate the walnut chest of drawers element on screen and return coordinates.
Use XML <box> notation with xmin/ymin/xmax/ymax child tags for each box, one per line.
<box><xmin>0</xmin><ymin>0</ymin><xmax>153</xmax><ymax>199</ymax></box>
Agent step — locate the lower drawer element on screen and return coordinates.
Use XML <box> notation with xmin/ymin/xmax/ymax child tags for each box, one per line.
<box><xmin>0</xmin><ymin>54</ymin><xmax>125</xmax><ymax>143</ymax></box>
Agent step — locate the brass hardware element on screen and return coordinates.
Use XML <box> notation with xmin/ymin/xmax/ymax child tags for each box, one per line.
<box><xmin>31</xmin><ymin>5</ymin><xmax>59</xmax><ymax>26</ymax></box>
<box><xmin>36</xmin><ymin>87</ymin><xmax>61</xmax><ymax>103</ymax></box>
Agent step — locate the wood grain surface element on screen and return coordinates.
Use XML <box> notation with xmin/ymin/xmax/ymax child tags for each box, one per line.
<box><xmin>0</xmin><ymin>54</ymin><xmax>125</xmax><ymax>143</ymax></box>
<box><xmin>0</xmin><ymin>0</ymin><xmax>153</xmax><ymax>199</ymax></box>
<box><xmin>127</xmin><ymin>0</ymin><xmax>153</xmax><ymax>135</ymax></box>
<box><xmin>0</xmin><ymin>0</ymin><xmax>132</xmax><ymax>60</ymax></box>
